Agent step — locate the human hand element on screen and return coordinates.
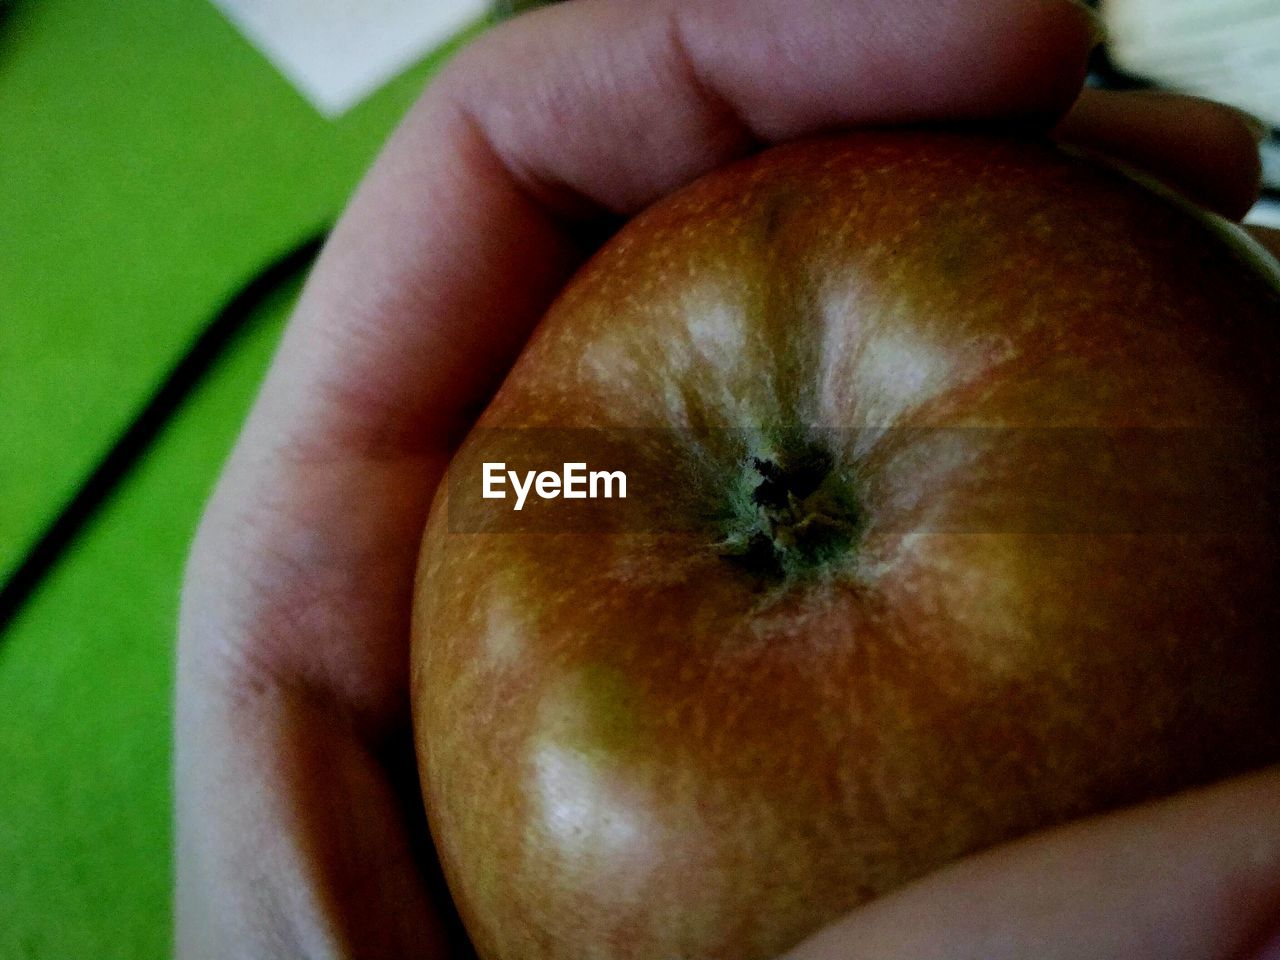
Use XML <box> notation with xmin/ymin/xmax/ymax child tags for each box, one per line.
<box><xmin>175</xmin><ymin>1</ymin><xmax>1279</xmax><ymax>957</ymax></box>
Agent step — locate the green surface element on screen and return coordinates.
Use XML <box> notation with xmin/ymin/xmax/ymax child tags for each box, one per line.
<box><xmin>0</xmin><ymin>0</ymin><xmax>479</xmax><ymax>578</ymax></box>
<box><xmin>0</xmin><ymin>1</ymin><xmax>486</xmax><ymax>955</ymax></box>
<box><xmin>0</xmin><ymin>278</ymin><xmax>299</xmax><ymax>959</ymax></box>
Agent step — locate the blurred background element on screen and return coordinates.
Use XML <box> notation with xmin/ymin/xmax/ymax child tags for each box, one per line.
<box><xmin>0</xmin><ymin>0</ymin><xmax>1276</xmax><ymax>956</ymax></box>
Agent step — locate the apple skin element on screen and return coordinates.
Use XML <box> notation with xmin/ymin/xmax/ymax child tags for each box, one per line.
<box><xmin>412</xmin><ymin>132</ymin><xmax>1280</xmax><ymax>960</ymax></box>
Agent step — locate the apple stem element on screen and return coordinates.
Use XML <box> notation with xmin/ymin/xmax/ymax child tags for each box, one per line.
<box><xmin>716</xmin><ymin>436</ymin><xmax>862</xmax><ymax>583</ymax></box>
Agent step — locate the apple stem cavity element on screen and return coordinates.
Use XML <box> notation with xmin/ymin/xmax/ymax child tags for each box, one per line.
<box><xmin>715</xmin><ymin>436</ymin><xmax>862</xmax><ymax>584</ymax></box>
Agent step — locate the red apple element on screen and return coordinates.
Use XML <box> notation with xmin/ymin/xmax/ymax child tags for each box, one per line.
<box><xmin>412</xmin><ymin>132</ymin><xmax>1280</xmax><ymax>960</ymax></box>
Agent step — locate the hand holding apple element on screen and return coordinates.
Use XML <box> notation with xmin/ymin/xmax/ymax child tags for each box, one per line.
<box><xmin>174</xmin><ymin>1</ymin><xmax>1280</xmax><ymax>958</ymax></box>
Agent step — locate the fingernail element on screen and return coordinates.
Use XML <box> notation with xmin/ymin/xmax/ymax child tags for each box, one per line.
<box><xmin>1230</xmin><ymin>106</ymin><xmax>1273</xmax><ymax>144</ymax></box>
<box><xmin>1250</xmin><ymin>926</ymin><xmax>1280</xmax><ymax>960</ymax></box>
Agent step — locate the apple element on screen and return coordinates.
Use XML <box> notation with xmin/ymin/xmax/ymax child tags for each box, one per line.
<box><xmin>412</xmin><ymin>131</ymin><xmax>1280</xmax><ymax>960</ymax></box>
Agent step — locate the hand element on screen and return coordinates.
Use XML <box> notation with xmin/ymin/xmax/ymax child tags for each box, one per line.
<box><xmin>175</xmin><ymin>1</ymin><xmax>1280</xmax><ymax>957</ymax></box>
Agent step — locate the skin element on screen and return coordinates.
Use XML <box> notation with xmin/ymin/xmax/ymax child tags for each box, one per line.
<box><xmin>175</xmin><ymin>0</ymin><xmax>1280</xmax><ymax>957</ymax></box>
<box><xmin>416</xmin><ymin>132</ymin><xmax>1280</xmax><ymax>960</ymax></box>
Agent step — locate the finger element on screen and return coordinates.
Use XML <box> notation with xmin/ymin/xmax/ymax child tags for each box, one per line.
<box><xmin>178</xmin><ymin>0</ymin><xmax>1101</xmax><ymax>954</ymax></box>
<box><xmin>780</xmin><ymin>767</ymin><xmax>1280</xmax><ymax>960</ymax></box>
<box><xmin>1247</xmin><ymin>224</ymin><xmax>1280</xmax><ymax>261</ymax></box>
<box><xmin>242</xmin><ymin>0</ymin><xmax>1100</xmax><ymax>467</ymax></box>
<box><xmin>456</xmin><ymin>0</ymin><xmax>1101</xmax><ymax>217</ymax></box>
<box><xmin>174</xmin><ymin>696</ymin><xmax>455</xmax><ymax>959</ymax></box>
<box><xmin>1054</xmin><ymin>88</ymin><xmax>1264</xmax><ymax>220</ymax></box>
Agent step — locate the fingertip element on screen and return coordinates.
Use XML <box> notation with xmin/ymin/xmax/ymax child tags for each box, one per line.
<box><xmin>995</xmin><ymin>0</ymin><xmax>1104</xmax><ymax>123</ymax></box>
<box><xmin>1189</xmin><ymin>105</ymin><xmax>1265</xmax><ymax>219</ymax></box>
<box><xmin>852</xmin><ymin>0</ymin><xmax>1098</xmax><ymax>130</ymax></box>
<box><xmin>1057</xmin><ymin>90</ymin><xmax>1264</xmax><ymax>220</ymax></box>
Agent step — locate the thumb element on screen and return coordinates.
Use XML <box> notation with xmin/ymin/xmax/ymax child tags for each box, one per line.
<box><xmin>779</xmin><ymin>767</ymin><xmax>1280</xmax><ymax>960</ymax></box>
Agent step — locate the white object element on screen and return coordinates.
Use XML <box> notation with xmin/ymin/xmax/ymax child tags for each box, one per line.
<box><xmin>1246</xmin><ymin>198</ymin><xmax>1280</xmax><ymax>229</ymax></box>
<box><xmin>1102</xmin><ymin>0</ymin><xmax>1280</xmax><ymax>128</ymax></box>
<box><xmin>209</xmin><ymin>0</ymin><xmax>489</xmax><ymax>117</ymax></box>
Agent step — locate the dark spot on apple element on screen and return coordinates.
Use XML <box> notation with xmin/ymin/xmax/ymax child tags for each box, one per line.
<box><xmin>760</xmin><ymin>188</ymin><xmax>802</xmax><ymax>244</ymax></box>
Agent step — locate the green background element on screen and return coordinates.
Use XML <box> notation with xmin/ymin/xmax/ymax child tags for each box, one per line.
<box><xmin>0</xmin><ymin>1</ymin><xmax>484</xmax><ymax>954</ymax></box>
